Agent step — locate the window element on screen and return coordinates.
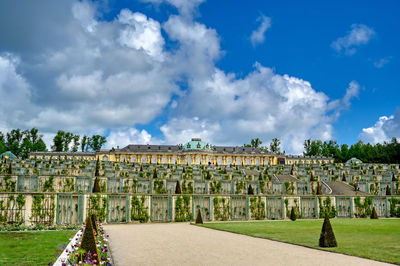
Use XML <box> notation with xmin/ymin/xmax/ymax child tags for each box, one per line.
<box><xmin>255</xmin><ymin>158</ymin><xmax>260</xmax><ymax>165</ymax></box>
<box><xmin>197</xmin><ymin>157</ymin><xmax>201</xmax><ymax>165</ymax></box>
<box><xmin>102</xmin><ymin>156</ymin><xmax>108</xmax><ymax>161</ymax></box>
<box><xmin>187</xmin><ymin>157</ymin><xmax>191</xmax><ymax>165</ymax></box>
<box><xmin>131</xmin><ymin>156</ymin><xmax>136</xmax><ymax>163</ymax></box>
<box><xmin>246</xmin><ymin>158</ymin><xmax>251</xmax><ymax>165</ymax></box>
<box><xmin>236</xmin><ymin>158</ymin><xmax>241</xmax><ymax>165</ymax></box>
<box><xmin>162</xmin><ymin>157</ymin><xmax>167</xmax><ymax>164</ymax></box>
<box><xmin>142</xmin><ymin>157</ymin><xmax>147</xmax><ymax>163</ymax></box>
<box><xmin>152</xmin><ymin>157</ymin><xmax>157</xmax><ymax>164</ymax></box>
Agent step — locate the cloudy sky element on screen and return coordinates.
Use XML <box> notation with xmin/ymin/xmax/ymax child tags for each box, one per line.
<box><xmin>0</xmin><ymin>0</ymin><xmax>399</xmax><ymax>154</ymax></box>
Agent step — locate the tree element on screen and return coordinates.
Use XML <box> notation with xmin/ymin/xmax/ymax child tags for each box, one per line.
<box><xmin>290</xmin><ymin>206</ymin><xmax>297</xmax><ymax>221</ymax></box>
<box><xmin>248</xmin><ymin>184</ymin><xmax>254</xmax><ymax>195</ymax></box>
<box><xmin>270</xmin><ymin>138</ymin><xmax>281</xmax><ymax>153</ymax></box>
<box><xmin>89</xmin><ymin>135</ymin><xmax>107</xmax><ymax>151</ymax></box>
<box><xmin>251</xmin><ymin>138</ymin><xmax>262</xmax><ymax>148</ymax></box>
<box><xmin>81</xmin><ymin>135</ymin><xmax>88</xmax><ymax>152</ymax></box>
<box><xmin>319</xmin><ymin>214</ymin><xmax>337</xmax><ymax>247</ymax></box>
<box><xmin>371</xmin><ymin>207</ymin><xmax>378</xmax><ymax>219</ymax></box>
<box><xmin>72</xmin><ymin>135</ymin><xmax>80</xmax><ymax>152</ymax></box>
<box><xmin>195</xmin><ymin>209</ymin><xmax>203</xmax><ymax>224</ymax></box>
<box><xmin>52</xmin><ymin>130</ymin><xmax>65</xmax><ymax>152</ymax></box>
<box><xmin>175</xmin><ymin>180</ymin><xmax>181</xmax><ymax>194</ymax></box>
<box><xmin>386</xmin><ymin>185</ymin><xmax>391</xmax><ymax>196</ymax></box>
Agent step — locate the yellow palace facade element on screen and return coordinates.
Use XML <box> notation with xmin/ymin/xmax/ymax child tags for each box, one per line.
<box><xmin>97</xmin><ymin>138</ymin><xmax>284</xmax><ymax>166</ymax></box>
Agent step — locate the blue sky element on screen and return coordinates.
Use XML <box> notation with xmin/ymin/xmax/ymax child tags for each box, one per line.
<box><xmin>0</xmin><ymin>0</ymin><xmax>399</xmax><ymax>153</ymax></box>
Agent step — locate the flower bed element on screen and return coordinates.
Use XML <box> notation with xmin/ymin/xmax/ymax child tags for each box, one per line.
<box><xmin>55</xmin><ymin>221</ymin><xmax>112</xmax><ymax>265</ymax></box>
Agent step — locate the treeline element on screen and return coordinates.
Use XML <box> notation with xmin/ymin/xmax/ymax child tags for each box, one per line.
<box><xmin>304</xmin><ymin>138</ymin><xmax>400</xmax><ymax>164</ymax></box>
<box><xmin>0</xmin><ymin>128</ymin><xmax>47</xmax><ymax>158</ymax></box>
<box><xmin>0</xmin><ymin>128</ymin><xmax>107</xmax><ymax>158</ymax></box>
<box><xmin>52</xmin><ymin>130</ymin><xmax>106</xmax><ymax>152</ymax></box>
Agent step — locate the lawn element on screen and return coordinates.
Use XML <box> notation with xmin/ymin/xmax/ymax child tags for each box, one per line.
<box><xmin>0</xmin><ymin>230</ymin><xmax>76</xmax><ymax>265</ymax></box>
<box><xmin>200</xmin><ymin>219</ymin><xmax>400</xmax><ymax>264</ymax></box>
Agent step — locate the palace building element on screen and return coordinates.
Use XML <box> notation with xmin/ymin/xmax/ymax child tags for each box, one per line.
<box><xmin>30</xmin><ymin>138</ymin><xmax>334</xmax><ymax>165</ymax></box>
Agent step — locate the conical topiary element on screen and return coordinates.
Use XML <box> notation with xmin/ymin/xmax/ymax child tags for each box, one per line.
<box><xmin>8</xmin><ymin>163</ymin><xmax>12</xmax><ymax>175</ymax></box>
<box><xmin>91</xmin><ymin>213</ymin><xmax>98</xmax><ymax>233</ymax></box>
<box><xmin>153</xmin><ymin>168</ymin><xmax>158</xmax><ymax>179</ymax></box>
<box><xmin>93</xmin><ymin>177</ymin><xmax>100</xmax><ymax>193</ymax></box>
<box><xmin>95</xmin><ymin>158</ymin><xmax>100</xmax><ymax>177</ymax></box>
<box><xmin>259</xmin><ymin>173</ymin><xmax>263</xmax><ymax>181</ymax></box>
<box><xmin>195</xmin><ymin>209</ymin><xmax>203</xmax><ymax>224</ymax></box>
<box><xmin>342</xmin><ymin>172</ymin><xmax>346</xmax><ymax>182</ymax></box>
<box><xmin>319</xmin><ymin>214</ymin><xmax>337</xmax><ymax>247</ymax></box>
<box><xmin>80</xmin><ymin>216</ymin><xmax>99</xmax><ymax>261</ymax></box>
<box><xmin>392</xmin><ymin>173</ymin><xmax>396</xmax><ymax>182</ymax></box>
<box><xmin>175</xmin><ymin>180</ymin><xmax>181</xmax><ymax>194</ymax></box>
<box><xmin>386</xmin><ymin>185</ymin><xmax>391</xmax><ymax>196</ymax></box>
<box><xmin>371</xmin><ymin>207</ymin><xmax>378</xmax><ymax>219</ymax></box>
<box><xmin>248</xmin><ymin>184</ymin><xmax>254</xmax><ymax>195</ymax></box>
<box><xmin>290</xmin><ymin>206</ymin><xmax>297</xmax><ymax>221</ymax></box>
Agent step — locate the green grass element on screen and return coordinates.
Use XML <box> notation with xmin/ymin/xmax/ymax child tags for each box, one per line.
<box><xmin>201</xmin><ymin>219</ymin><xmax>400</xmax><ymax>264</ymax></box>
<box><xmin>0</xmin><ymin>230</ymin><xmax>76</xmax><ymax>265</ymax></box>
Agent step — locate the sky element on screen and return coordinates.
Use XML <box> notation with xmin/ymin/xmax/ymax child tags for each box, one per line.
<box><xmin>0</xmin><ymin>0</ymin><xmax>399</xmax><ymax>154</ymax></box>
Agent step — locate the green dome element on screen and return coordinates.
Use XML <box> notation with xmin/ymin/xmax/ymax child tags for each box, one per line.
<box><xmin>182</xmin><ymin>138</ymin><xmax>212</xmax><ymax>151</ymax></box>
<box><xmin>0</xmin><ymin>151</ymin><xmax>17</xmax><ymax>159</ymax></box>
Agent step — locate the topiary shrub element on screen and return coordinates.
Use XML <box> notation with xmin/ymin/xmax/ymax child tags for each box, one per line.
<box><xmin>195</xmin><ymin>209</ymin><xmax>203</xmax><ymax>224</ymax></box>
<box><xmin>319</xmin><ymin>214</ymin><xmax>337</xmax><ymax>247</ymax></box>
<box><xmin>316</xmin><ymin>183</ymin><xmax>322</xmax><ymax>195</ymax></box>
<box><xmin>290</xmin><ymin>206</ymin><xmax>296</xmax><ymax>221</ymax></box>
<box><xmin>386</xmin><ymin>185</ymin><xmax>391</xmax><ymax>196</ymax></box>
<box><xmin>80</xmin><ymin>216</ymin><xmax>99</xmax><ymax>261</ymax></box>
<box><xmin>342</xmin><ymin>173</ymin><xmax>346</xmax><ymax>182</ymax></box>
<box><xmin>175</xmin><ymin>180</ymin><xmax>181</xmax><ymax>194</ymax></box>
<box><xmin>371</xmin><ymin>207</ymin><xmax>378</xmax><ymax>219</ymax></box>
<box><xmin>93</xmin><ymin>177</ymin><xmax>100</xmax><ymax>193</ymax></box>
<box><xmin>248</xmin><ymin>184</ymin><xmax>254</xmax><ymax>195</ymax></box>
<box><xmin>153</xmin><ymin>168</ymin><xmax>158</xmax><ymax>179</ymax></box>
<box><xmin>91</xmin><ymin>213</ymin><xmax>98</xmax><ymax>233</ymax></box>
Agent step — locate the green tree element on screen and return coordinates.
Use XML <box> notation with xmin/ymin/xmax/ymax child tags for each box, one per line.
<box><xmin>72</xmin><ymin>135</ymin><xmax>80</xmax><ymax>152</ymax></box>
<box><xmin>52</xmin><ymin>130</ymin><xmax>65</xmax><ymax>151</ymax></box>
<box><xmin>270</xmin><ymin>138</ymin><xmax>281</xmax><ymax>153</ymax></box>
<box><xmin>81</xmin><ymin>135</ymin><xmax>88</xmax><ymax>152</ymax></box>
<box><xmin>251</xmin><ymin>138</ymin><xmax>262</xmax><ymax>148</ymax></box>
<box><xmin>89</xmin><ymin>135</ymin><xmax>107</xmax><ymax>151</ymax></box>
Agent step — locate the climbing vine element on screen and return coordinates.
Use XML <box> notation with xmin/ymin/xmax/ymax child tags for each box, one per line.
<box><xmin>175</xmin><ymin>195</ymin><xmax>191</xmax><ymax>222</ymax></box>
<box><xmin>249</xmin><ymin>196</ymin><xmax>265</xmax><ymax>220</ymax></box>
<box><xmin>354</xmin><ymin>196</ymin><xmax>372</xmax><ymax>218</ymax></box>
<box><xmin>153</xmin><ymin>180</ymin><xmax>166</xmax><ymax>194</ymax></box>
<box><xmin>131</xmin><ymin>196</ymin><xmax>149</xmax><ymax>223</ymax></box>
<box><xmin>318</xmin><ymin>196</ymin><xmax>337</xmax><ymax>218</ymax></box>
<box><xmin>88</xmin><ymin>194</ymin><xmax>107</xmax><ymax>222</ymax></box>
<box><xmin>213</xmin><ymin>197</ymin><xmax>230</xmax><ymax>221</ymax></box>
<box><xmin>210</xmin><ymin>181</ymin><xmax>221</xmax><ymax>194</ymax></box>
<box><xmin>235</xmin><ymin>181</ymin><xmax>245</xmax><ymax>194</ymax></box>
<box><xmin>182</xmin><ymin>180</ymin><xmax>193</xmax><ymax>194</ymax></box>
<box><xmin>30</xmin><ymin>194</ymin><xmax>55</xmax><ymax>225</ymax></box>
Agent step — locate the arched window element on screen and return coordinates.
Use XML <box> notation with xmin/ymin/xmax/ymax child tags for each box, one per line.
<box><xmin>142</xmin><ymin>157</ymin><xmax>147</xmax><ymax>163</ymax></box>
<box><xmin>102</xmin><ymin>156</ymin><xmax>108</xmax><ymax>161</ymax></box>
<box><xmin>121</xmin><ymin>156</ymin><xmax>125</xmax><ymax>162</ymax></box>
<box><xmin>264</xmin><ymin>159</ymin><xmax>269</xmax><ymax>165</ymax></box>
<box><xmin>131</xmin><ymin>156</ymin><xmax>136</xmax><ymax>163</ymax></box>
<box><xmin>246</xmin><ymin>158</ymin><xmax>251</xmax><ymax>165</ymax></box>
<box><xmin>152</xmin><ymin>157</ymin><xmax>157</xmax><ymax>164</ymax></box>
<box><xmin>197</xmin><ymin>157</ymin><xmax>201</xmax><ymax>165</ymax></box>
<box><xmin>227</xmin><ymin>158</ymin><xmax>232</xmax><ymax>165</ymax></box>
<box><xmin>236</xmin><ymin>158</ymin><xmax>241</xmax><ymax>165</ymax></box>
<box><xmin>187</xmin><ymin>157</ymin><xmax>191</xmax><ymax>165</ymax></box>
<box><xmin>255</xmin><ymin>158</ymin><xmax>260</xmax><ymax>165</ymax></box>
<box><xmin>172</xmin><ymin>157</ymin><xmax>177</xmax><ymax>164</ymax></box>
<box><xmin>162</xmin><ymin>157</ymin><xmax>167</xmax><ymax>164</ymax></box>
<box><xmin>217</xmin><ymin>158</ymin><xmax>222</xmax><ymax>165</ymax></box>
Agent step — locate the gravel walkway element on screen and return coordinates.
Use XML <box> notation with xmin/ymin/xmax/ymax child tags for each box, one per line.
<box><xmin>104</xmin><ymin>223</ymin><xmax>390</xmax><ymax>266</ymax></box>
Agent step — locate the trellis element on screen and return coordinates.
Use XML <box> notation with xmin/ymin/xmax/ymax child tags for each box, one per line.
<box><xmin>272</xmin><ymin>182</ymin><xmax>283</xmax><ymax>195</ymax></box>
<box><xmin>0</xmin><ymin>194</ymin><xmax>25</xmax><ymax>225</ymax></box>
<box><xmin>166</xmin><ymin>179</ymin><xmax>177</xmax><ymax>194</ymax></box>
<box><xmin>300</xmin><ymin>196</ymin><xmax>317</xmax><ymax>218</ymax></box>
<box><xmin>194</xmin><ymin>180</ymin><xmax>208</xmax><ymax>194</ymax></box>
<box><xmin>297</xmin><ymin>182</ymin><xmax>308</xmax><ymax>195</ymax></box>
<box><xmin>107</xmin><ymin>195</ymin><xmax>130</xmax><ymax>223</ymax></box>
<box><xmin>30</xmin><ymin>194</ymin><xmax>56</xmax><ymax>225</ymax></box>
<box><xmin>372</xmin><ymin>197</ymin><xmax>389</xmax><ymax>217</ymax></box>
<box><xmin>230</xmin><ymin>196</ymin><xmax>248</xmax><ymax>220</ymax></box>
<box><xmin>56</xmin><ymin>194</ymin><xmax>84</xmax><ymax>224</ymax></box>
<box><xmin>221</xmin><ymin>180</ymin><xmax>233</xmax><ymax>194</ymax></box>
<box><xmin>150</xmin><ymin>195</ymin><xmax>172</xmax><ymax>222</ymax></box>
<box><xmin>192</xmin><ymin>195</ymin><xmax>212</xmax><ymax>221</ymax></box>
<box><xmin>75</xmin><ymin>176</ymin><xmax>92</xmax><ymax>192</ymax></box>
<box><xmin>107</xmin><ymin>178</ymin><xmax>122</xmax><ymax>193</ymax></box>
<box><xmin>336</xmin><ymin>197</ymin><xmax>353</xmax><ymax>218</ymax></box>
<box><xmin>137</xmin><ymin>178</ymin><xmax>151</xmax><ymax>194</ymax></box>
<box><xmin>266</xmin><ymin>196</ymin><xmax>284</xmax><ymax>219</ymax></box>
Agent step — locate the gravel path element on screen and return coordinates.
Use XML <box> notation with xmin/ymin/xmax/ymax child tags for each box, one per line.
<box><xmin>104</xmin><ymin>223</ymin><xmax>390</xmax><ymax>266</ymax></box>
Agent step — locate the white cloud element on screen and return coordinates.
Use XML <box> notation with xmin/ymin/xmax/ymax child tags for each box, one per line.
<box><xmin>118</xmin><ymin>10</ymin><xmax>165</xmax><ymax>59</ymax></box>
<box><xmin>141</xmin><ymin>0</ymin><xmax>205</xmax><ymax>18</ymax></box>
<box><xmin>359</xmin><ymin>109</ymin><xmax>400</xmax><ymax>144</ymax></box>
<box><xmin>107</xmin><ymin>128</ymin><xmax>154</xmax><ymax>148</ymax></box>
<box><xmin>331</xmin><ymin>24</ymin><xmax>375</xmax><ymax>55</ymax></box>
<box><xmin>374</xmin><ymin>56</ymin><xmax>391</xmax><ymax>68</ymax></box>
<box><xmin>250</xmin><ymin>15</ymin><xmax>271</xmax><ymax>47</ymax></box>
<box><xmin>72</xmin><ymin>0</ymin><xmax>98</xmax><ymax>32</ymax></box>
